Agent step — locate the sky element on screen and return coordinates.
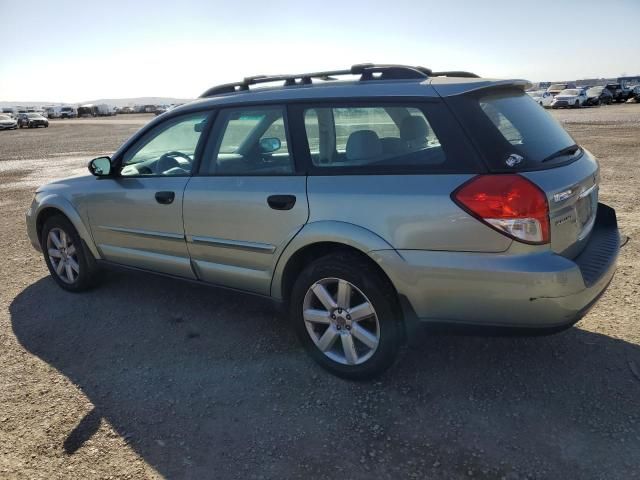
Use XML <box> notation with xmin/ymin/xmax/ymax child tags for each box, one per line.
<box><xmin>1</xmin><ymin>0</ymin><xmax>639</xmax><ymax>103</ymax></box>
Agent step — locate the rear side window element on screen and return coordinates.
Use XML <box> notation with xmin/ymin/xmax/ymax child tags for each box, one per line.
<box><xmin>298</xmin><ymin>102</ymin><xmax>478</xmax><ymax>174</ymax></box>
<box><xmin>448</xmin><ymin>89</ymin><xmax>577</xmax><ymax>171</ymax></box>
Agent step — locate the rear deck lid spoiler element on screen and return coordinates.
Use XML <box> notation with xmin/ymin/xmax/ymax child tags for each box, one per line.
<box><xmin>431</xmin><ymin>79</ymin><xmax>532</xmax><ymax>97</ymax></box>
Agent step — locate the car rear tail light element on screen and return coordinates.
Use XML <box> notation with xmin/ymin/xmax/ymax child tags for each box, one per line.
<box><xmin>452</xmin><ymin>174</ymin><xmax>550</xmax><ymax>244</ymax></box>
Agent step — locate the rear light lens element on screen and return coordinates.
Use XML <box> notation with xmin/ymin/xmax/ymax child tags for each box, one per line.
<box><xmin>452</xmin><ymin>174</ymin><xmax>550</xmax><ymax>244</ymax></box>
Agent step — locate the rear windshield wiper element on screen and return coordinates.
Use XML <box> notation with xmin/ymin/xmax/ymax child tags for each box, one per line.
<box><xmin>541</xmin><ymin>144</ymin><xmax>582</xmax><ymax>163</ymax></box>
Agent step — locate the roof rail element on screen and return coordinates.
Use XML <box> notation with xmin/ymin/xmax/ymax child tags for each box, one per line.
<box><xmin>430</xmin><ymin>71</ymin><xmax>480</xmax><ymax>78</ymax></box>
<box><xmin>199</xmin><ymin>63</ymin><xmax>434</xmax><ymax>98</ymax></box>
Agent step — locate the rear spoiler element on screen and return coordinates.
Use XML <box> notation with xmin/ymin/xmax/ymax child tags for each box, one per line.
<box><xmin>432</xmin><ymin>79</ymin><xmax>532</xmax><ymax>97</ymax></box>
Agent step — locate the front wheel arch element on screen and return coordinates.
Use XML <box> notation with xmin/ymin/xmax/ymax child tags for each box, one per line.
<box><xmin>34</xmin><ymin>201</ymin><xmax>100</xmax><ymax>260</ymax></box>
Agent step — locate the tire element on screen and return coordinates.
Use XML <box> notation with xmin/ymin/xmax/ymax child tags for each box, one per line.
<box><xmin>41</xmin><ymin>214</ymin><xmax>101</xmax><ymax>292</ymax></box>
<box><xmin>289</xmin><ymin>252</ymin><xmax>401</xmax><ymax>379</ymax></box>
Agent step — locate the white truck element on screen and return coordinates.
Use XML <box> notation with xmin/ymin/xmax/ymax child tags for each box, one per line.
<box><xmin>60</xmin><ymin>106</ymin><xmax>77</xmax><ymax>118</ymax></box>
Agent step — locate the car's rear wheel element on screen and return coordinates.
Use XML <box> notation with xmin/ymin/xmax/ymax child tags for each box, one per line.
<box><xmin>290</xmin><ymin>252</ymin><xmax>401</xmax><ymax>379</ymax></box>
<box><xmin>41</xmin><ymin>215</ymin><xmax>101</xmax><ymax>292</ymax></box>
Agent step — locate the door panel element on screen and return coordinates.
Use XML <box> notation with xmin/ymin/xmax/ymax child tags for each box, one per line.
<box><xmin>183</xmin><ymin>176</ymin><xmax>308</xmax><ymax>294</ymax></box>
<box><xmin>87</xmin><ymin>177</ymin><xmax>194</xmax><ymax>277</ymax></box>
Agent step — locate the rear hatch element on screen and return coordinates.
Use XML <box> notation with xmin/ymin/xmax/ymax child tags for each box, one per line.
<box><xmin>442</xmin><ymin>85</ymin><xmax>599</xmax><ymax>258</ymax></box>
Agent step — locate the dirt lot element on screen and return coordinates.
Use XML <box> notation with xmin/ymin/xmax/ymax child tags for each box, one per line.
<box><xmin>0</xmin><ymin>108</ymin><xmax>638</xmax><ymax>479</ymax></box>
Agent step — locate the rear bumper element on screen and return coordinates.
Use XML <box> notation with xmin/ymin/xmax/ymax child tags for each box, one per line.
<box><xmin>372</xmin><ymin>203</ymin><xmax>620</xmax><ymax>330</ymax></box>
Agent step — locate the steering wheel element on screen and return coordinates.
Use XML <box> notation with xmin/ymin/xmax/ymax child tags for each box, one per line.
<box><xmin>156</xmin><ymin>151</ymin><xmax>192</xmax><ymax>174</ymax></box>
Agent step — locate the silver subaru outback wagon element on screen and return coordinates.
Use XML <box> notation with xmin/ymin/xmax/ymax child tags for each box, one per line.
<box><xmin>26</xmin><ymin>64</ymin><xmax>620</xmax><ymax>378</ymax></box>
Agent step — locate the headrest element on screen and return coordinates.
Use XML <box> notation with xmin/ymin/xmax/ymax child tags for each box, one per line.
<box><xmin>400</xmin><ymin>116</ymin><xmax>429</xmax><ymax>141</ymax></box>
<box><xmin>346</xmin><ymin>130</ymin><xmax>382</xmax><ymax>160</ymax></box>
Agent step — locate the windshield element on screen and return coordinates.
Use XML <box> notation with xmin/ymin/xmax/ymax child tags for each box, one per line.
<box><xmin>0</xmin><ymin>114</ymin><xmax>10</xmax><ymax>120</ymax></box>
<box><xmin>548</xmin><ymin>84</ymin><xmax>566</xmax><ymax>91</ymax></box>
<box><xmin>527</xmin><ymin>90</ymin><xmax>544</xmax><ymax>97</ymax></box>
<box><xmin>587</xmin><ymin>87</ymin><xmax>603</xmax><ymax>95</ymax></box>
<box><xmin>27</xmin><ymin>113</ymin><xmax>41</xmax><ymax>118</ymax></box>
<box><xmin>559</xmin><ymin>89</ymin><xmax>579</xmax><ymax>96</ymax></box>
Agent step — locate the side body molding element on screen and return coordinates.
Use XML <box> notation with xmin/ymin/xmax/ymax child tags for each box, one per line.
<box><xmin>33</xmin><ymin>194</ymin><xmax>101</xmax><ymax>259</ymax></box>
<box><xmin>270</xmin><ymin>220</ymin><xmax>398</xmax><ymax>300</ymax></box>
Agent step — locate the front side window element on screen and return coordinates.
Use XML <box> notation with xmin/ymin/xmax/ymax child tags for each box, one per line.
<box><xmin>303</xmin><ymin>105</ymin><xmax>446</xmax><ymax>170</ymax></box>
<box><xmin>121</xmin><ymin>113</ymin><xmax>208</xmax><ymax>176</ymax></box>
<box><xmin>203</xmin><ymin>106</ymin><xmax>293</xmax><ymax>175</ymax></box>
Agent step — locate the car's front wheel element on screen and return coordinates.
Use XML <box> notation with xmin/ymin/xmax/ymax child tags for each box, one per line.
<box><xmin>41</xmin><ymin>215</ymin><xmax>101</xmax><ymax>292</ymax></box>
<box><xmin>290</xmin><ymin>252</ymin><xmax>401</xmax><ymax>379</ymax></box>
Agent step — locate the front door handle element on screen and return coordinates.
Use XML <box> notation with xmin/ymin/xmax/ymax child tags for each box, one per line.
<box><xmin>267</xmin><ymin>194</ymin><xmax>296</xmax><ymax>210</ymax></box>
<box><xmin>155</xmin><ymin>191</ymin><xmax>175</xmax><ymax>204</ymax></box>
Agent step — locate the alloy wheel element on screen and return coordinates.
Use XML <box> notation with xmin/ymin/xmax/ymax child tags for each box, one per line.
<box><xmin>302</xmin><ymin>277</ymin><xmax>380</xmax><ymax>365</ymax></box>
<box><xmin>46</xmin><ymin>227</ymin><xmax>79</xmax><ymax>284</ymax></box>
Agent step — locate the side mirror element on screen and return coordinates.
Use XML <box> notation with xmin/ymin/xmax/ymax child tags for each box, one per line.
<box><xmin>259</xmin><ymin>137</ymin><xmax>281</xmax><ymax>154</ymax></box>
<box><xmin>88</xmin><ymin>156</ymin><xmax>112</xmax><ymax>176</ymax></box>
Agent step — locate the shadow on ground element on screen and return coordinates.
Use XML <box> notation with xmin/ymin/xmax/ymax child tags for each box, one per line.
<box><xmin>10</xmin><ymin>272</ymin><xmax>640</xmax><ymax>479</ymax></box>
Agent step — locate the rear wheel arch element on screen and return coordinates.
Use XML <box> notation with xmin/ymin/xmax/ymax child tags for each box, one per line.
<box><xmin>279</xmin><ymin>242</ymin><xmax>403</xmax><ymax>325</ymax></box>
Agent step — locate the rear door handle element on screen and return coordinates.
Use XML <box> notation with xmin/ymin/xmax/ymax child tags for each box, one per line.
<box><xmin>155</xmin><ymin>191</ymin><xmax>175</xmax><ymax>204</ymax></box>
<box><xmin>267</xmin><ymin>194</ymin><xmax>296</xmax><ymax>210</ymax></box>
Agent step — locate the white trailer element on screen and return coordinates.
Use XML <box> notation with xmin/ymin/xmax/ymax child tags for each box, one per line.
<box><xmin>44</xmin><ymin>106</ymin><xmax>63</xmax><ymax>118</ymax></box>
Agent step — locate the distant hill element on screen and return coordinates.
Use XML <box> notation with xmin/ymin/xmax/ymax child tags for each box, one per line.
<box><xmin>81</xmin><ymin>97</ymin><xmax>193</xmax><ymax>107</ymax></box>
<box><xmin>0</xmin><ymin>97</ymin><xmax>193</xmax><ymax>107</ymax></box>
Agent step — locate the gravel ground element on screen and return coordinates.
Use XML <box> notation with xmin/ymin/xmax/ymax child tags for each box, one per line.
<box><xmin>0</xmin><ymin>109</ymin><xmax>638</xmax><ymax>480</ymax></box>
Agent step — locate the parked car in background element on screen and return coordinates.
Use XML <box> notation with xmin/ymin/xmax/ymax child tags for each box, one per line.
<box><xmin>627</xmin><ymin>85</ymin><xmax>640</xmax><ymax>102</ymax></box>
<box><xmin>604</xmin><ymin>83</ymin><xmax>630</xmax><ymax>103</ymax></box>
<box><xmin>526</xmin><ymin>89</ymin><xmax>554</xmax><ymax>107</ymax></box>
<box><xmin>17</xmin><ymin>113</ymin><xmax>49</xmax><ymax>128</ymax></box>
<box><xmin>0</xmin><ymin>114</ymin><xmax>18</xmax><ymax>130</ymax></box>
<box><xmin>119</xmin><ymin>106</ymin><xmax>134</xmax><ymax>114</ymax></box>
<box><xmin>25</xmin><ymin>64</ymin><xmax>620</xmax><ymax>378</ymax></box>
<box><xmin>60</xmin><ymin>106</ymin><xmax>77</xmax><ymax>118</ymax></box>
<box><xmin>546</xmin><ymin>83</ymin><xmax>576</xmax><ymax>96</ymax></box>
<box><xmin>584</xmin><ymin>86</ymin><xmax>613</xmax><ymax>106</ymax></box>
<box><xmin>551</xmin><ymin>88</ymin><xmax>587</xmax><ymax>108</ymax></box>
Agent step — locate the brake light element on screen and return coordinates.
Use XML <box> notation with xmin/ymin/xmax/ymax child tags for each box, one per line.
<box><xmin>452</xmin><ymin>174</ymin><xmax>550</xmax><ymax>244</ymax></box>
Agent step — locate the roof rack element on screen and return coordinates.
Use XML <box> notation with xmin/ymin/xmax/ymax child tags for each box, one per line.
<box><xmin>199</xmin><ymin>64</ymin><xmax>479</xmax><ymax>98</ymax></box>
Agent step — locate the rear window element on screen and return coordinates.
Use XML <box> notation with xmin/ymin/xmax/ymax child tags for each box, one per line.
<box><xmin>298</xmin><ymin>102</ymin><xmax>480</xmax><ymax>174</ymax></box>
<box><xmin>448</xmin><ymin>89</ymin><xmax>577</xmax><ymax>171</ymax></box>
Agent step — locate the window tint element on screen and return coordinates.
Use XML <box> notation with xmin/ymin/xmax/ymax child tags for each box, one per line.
<box><xmin>480</xmin><ymin>102</ymin><xmax>523</xmax><ymax>145</ymax></box>
<box><xmin>204</xmin><ymin>107</ymin><xmax>293</xmax><ymax>175</ymax></box>
<box><xmin>121</xmin><ymin>113</ymin><xmax>208</xmax><ymax>176</ymax></box>
<box><xmin>477</xmin><ymin>91</ymin><xmax>575</xmax><ymax>168</ymax></box>
<box><xmin>303</xmin><ymin>106</ymin><xmax>445</xmax><ymax>170</ymax></box>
